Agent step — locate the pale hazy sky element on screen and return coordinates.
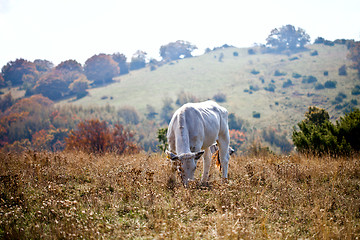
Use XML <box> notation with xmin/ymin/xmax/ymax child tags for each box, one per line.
<box><xmin>1</xmin><ymin>0</ymin><xmax>359</xmax><ymax>67</ymax></box>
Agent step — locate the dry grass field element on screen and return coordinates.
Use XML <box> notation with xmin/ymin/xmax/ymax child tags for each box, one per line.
<box><xmin>1</xmin><ymin>151</ymin><xmax>360</xmax><ymax>239</ymax></box>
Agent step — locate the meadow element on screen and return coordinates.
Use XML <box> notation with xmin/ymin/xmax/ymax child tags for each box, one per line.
<box><xmin>1</xmin><ymin>150</ymin><xmax>359</xmax><ymax>239</ymax></box>
<box><xmin>64</xmin><ymin>44</ymin><xmax>360</xmax><ymax>135</ymax></box>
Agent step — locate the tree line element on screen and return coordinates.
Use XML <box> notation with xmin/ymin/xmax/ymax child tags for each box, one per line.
<box><xmin>0</xmin><ymin>40</ymin><xmax>198</xmax><ymax>101</ymax></box>
<box><xmin>1</xmin><ymin>25</ymin><xmax>359</xmax><ymax>102</ymax></box>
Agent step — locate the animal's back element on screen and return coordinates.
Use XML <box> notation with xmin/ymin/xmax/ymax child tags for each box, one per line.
<box><xmin>167</xmin><ymin>100</ymin><xmax>228</xmax><ymax>152</ymax></box>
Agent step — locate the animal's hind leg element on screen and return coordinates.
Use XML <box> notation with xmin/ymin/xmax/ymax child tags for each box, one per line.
<box><xmin>217</xmin><ymin>136</ymin><xmax>230</xmax><ymax>180</ymax></box>
<box><xmin>201</xmin><ymin>147</ymin><xmax>211</xmax><ymax>183</ymax></box>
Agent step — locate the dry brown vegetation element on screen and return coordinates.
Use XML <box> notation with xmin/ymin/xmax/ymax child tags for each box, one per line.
<box><xmin>1</xmin><ymin>151</ymin><xmax>360</xmax><ymax>239</ymax></box>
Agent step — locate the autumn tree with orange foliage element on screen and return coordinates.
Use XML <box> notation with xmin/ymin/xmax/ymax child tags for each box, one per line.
<box><xmin>55</xmin><ymin>59</ymin><xmax>83</xmax><ymax>73</ymax></box>
<box><xmin>229</xmin><ymin>129</ymin><xmax>246</xmax><ymax>153</ymax></box>
<box><xmin>84</xmin><ymin>54</ymin><xmax>120</xmax><ymax>85</ymax></box>
<box><xmin>31</xmin><ymin>128</ymin><xmax>68</xmax><ymax>151</ymax></box>
<box><xmin>33</xmin><ymin>70</ymin><xmax>70</xmax><ymax>100</ymax></box>
<box><xmin>65</xmin><ymin>119</ymin><xmax>140</xmax><ymax>154</ymax></box>
<box><xmin>0</xmin><ymin>95</ymin><xmax>54</xmax><ymax>148</ymax></box>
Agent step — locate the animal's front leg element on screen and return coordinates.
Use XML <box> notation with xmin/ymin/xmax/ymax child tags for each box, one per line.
<box><xmin>201</xmin><ymin>148</ymin><xmax>211</xmax><ymax>183</ymax></box>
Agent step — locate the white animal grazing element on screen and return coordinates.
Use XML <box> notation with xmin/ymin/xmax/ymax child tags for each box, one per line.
<box><xmin>166</xmin><ymin>100</ymin><xmax>232</xmax><ymax>186</ymax></box>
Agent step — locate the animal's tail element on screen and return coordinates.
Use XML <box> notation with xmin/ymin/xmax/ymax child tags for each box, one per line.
<box><xmin>212</xmin><ymin>149</ymin><xmax>221</xmax><ymax>171</ymax></box>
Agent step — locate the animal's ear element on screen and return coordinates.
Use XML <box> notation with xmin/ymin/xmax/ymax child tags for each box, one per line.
<box><xmin>229</xmin><ymin>147</ymin><xmax>235</xmax><ymax>156</ymax></box>
<box><xmin>194</xmin><ymin>150</ymin><xmax>205</xmax><ymax>160</ymax></box>
<box><xmin>166</xmin><ymin>150</ymin><xmax>179</xmax><ymax>161</ymax></box>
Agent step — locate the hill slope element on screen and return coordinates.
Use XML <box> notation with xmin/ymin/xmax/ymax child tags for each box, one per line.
<box><xmin>62</xmin><ymin>44</ymin><xmax>360</xmax><ymax>134</ymax></box>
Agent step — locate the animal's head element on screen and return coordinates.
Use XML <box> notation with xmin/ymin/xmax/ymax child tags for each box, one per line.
<box><xmin>166</xmin><ymin>150</ymin><xmax>204</xmax><ymax>187</ymax></box>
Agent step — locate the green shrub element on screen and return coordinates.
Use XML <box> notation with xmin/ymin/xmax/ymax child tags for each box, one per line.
<box><xmin>292</xmin><ymin>73</ymin><xmax>302</xmax><ymax>78</ymax></box>
<box><xmin>293</xmin><ymin>120</ymin><xmax>347</xmax><ymax>156</ymax></box>
<box><xmin>213</xmin><ymin>92</ymin><xmax>227</xmax><ymax>103</ymax></box>
<box><xmin>156</xmin><ymin>127</ymin><xmax>168</xmax><ymax>152</ymax></box>
<box><xmin>264</xmin><ymin>83</ymin><xmax>276</xmax><ymax>92</ymax></box>
<box><xmin>324</xmin><ymin>71</ymin><xmax>329</xmax><ymax>76</ymax></box>
<box><xmin>324</xmin><ymin>40</ymin><xmax>335</xmax><ymax>46</ymax></box>
<box><xmin>332</xmin><ymin>93</ymin><xmax>347</xmax><ymax>105</ymax></box>
<box><xmin>289</xmin><ymin>56</ymin><xmax>299</xmax><ymax>61</ymax></box>
<box><xmin>252</xmin><ymin>111</ymin><xmax>261</xmax><ymax>118</ymax></box>
<box><xmin>249</xmin><ymin>85</ymin><xmax>260</xmax><ymax>91</ymax></box>
<box><xmin>233</xmin><ymin>51</ymin><xmax>239</xmax><ymax>57</ymax></box>
<box><xmin>324</xmin><ymin>80</ymin><xmax>337</xmax><ymax>89</ymax></box>
<box><xmin>282</xmin><ymin>79</ymin><xmax>293</xmax><ymax>88</ymax></box>
<box><xmin>314</xmin><ymin>37</ymin><xmax>325</xmax><ymax>44</ymax></box>
<box><xmin>251</xmin><ymin>69</ymin><xmax>260</xmax><ymax>75</ymax></box>
<box><xmin>337</xmin><ymin>109</ymin><xmax>360</xmax><ymax>151</ymax></box>
<box><xmin>228</xmin><ymin>113</ymin><xmax>247</xmax><ymax>131</ymax></box>
<box><xmin>315</xmin><ymin>83</ymin><xmax>325</xmax><ymax>90</ymax></box>
<box><xmin>292</xmin><ymin>106</ymin><xmax>360</xmax><ymax>156</ymax></box>
<box><xmin>310</xmin><ymin>50</ymin><xmax>319</xmax><ymax>56</ymax></box>
<box><xmin>338</xmin><ymin>65</ymin><xmax>347</xmax><ymax>76</ymax></box>
<box><xmin>248</xmin><ymin>49</ymin><xmax>256</xmax><ymax>55</ymax></box>
<box><xmin>274</xmin><ymin>70</ymin><xmax>286</xmax><ymax>76</ymax></box>
<box><xmin>338</xmin><ymin>92</ymin><xmax>347</xmax><ymax>99</ymax></box>
<box><xmin>351</xmin><ymin>85</ymin><xmax>360</xmax><ymax>95</ymax></box>
<box><xmin>302</xmin><ymin>75</ymin><xmax>317</xmax><ymax>84</ymax></box>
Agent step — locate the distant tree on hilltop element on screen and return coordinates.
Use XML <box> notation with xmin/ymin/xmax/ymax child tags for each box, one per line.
<box><xmin>69</xmin><ymin>74</ymin><xmax>91</xmax><ymax>99</ymax></box>
<box><xmin>266</xmin><ymin>25</ymin><xmax>310</xmax><ymax>52</ymax></box>
<box><xmin>33</xmin><ymin>70</ymin><xmax>71</xmax><ymax>100</ymax></box>
<box><xmin>112</xmin><ymin>52</ymin><xmax>129</xmax><ymax>75</ymax></box>
<box><xmin>55</xmin><ymin>59</ymin><xmax>83</xmax><ymax>73</ymax></box>
<box><xmin>130</xmin><ymin>50</ymin><xmax>147</xmax><ymax>70</ymax></box>
<box><xmin>34</xmin><ymin>59</ymin><xmax>54</xmax><ymax>72</ymax></box>
<box><xmin>1</xmin><ymin>58</ymin><xmax>39</xmax><ymax>86</ymax></box>
<box><xmin>84</xmin><ymin>54</ymin><xmax>120</xmax><ymax>85</ymax></box>
<box><xmin>160</xmin><ymin>40</ymin><xmax>197</xmax><ymax>61</ymax></box>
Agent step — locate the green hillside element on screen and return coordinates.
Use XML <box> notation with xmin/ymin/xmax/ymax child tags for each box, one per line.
<box><xmin>62</xmin><ymin>44</ymin><xmax>360</xmax><ymax>135</ymax></box>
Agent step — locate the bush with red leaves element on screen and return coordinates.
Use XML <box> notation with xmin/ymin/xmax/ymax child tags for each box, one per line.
<box><xmin>65</xmin><ymin>119</ymin><xmax>140</xmax><ymax>154</ymax></box>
